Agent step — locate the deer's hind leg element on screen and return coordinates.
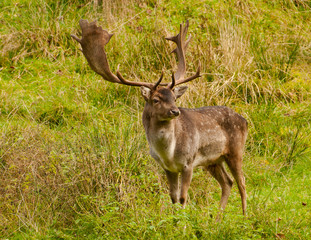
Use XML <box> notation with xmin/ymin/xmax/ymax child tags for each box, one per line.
<box><xmin>225</xmin><ymin>155</ymin><xmax>247</xmax><ymax>215</ymax></box>
<box><xmin>206</xmin><ymin>163</ymin><xmax>233</xmax><ymax>215</ymax></box>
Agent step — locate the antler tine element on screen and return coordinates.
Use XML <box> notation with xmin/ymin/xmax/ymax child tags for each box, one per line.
<box><xmin>175</xmin><ymin>64</ymin><xmax>201</xmax><ymax>86</ymax></box>
<box><xmin>116</xmin><ymin>68</ymin><xmax>154</xmax><ymax>89</ymax></box>
<box><xmin>153</xmin><ymin>71</ymin><xmax>164</xmax><ymax>90</ymax></box>
<box><xmin>170</xmin><ymin>72</ymin><xmax>176</xmax><ymax>89</ymax></box>
<box><xmin>165</xmin><ymin>20</ymin><xmax>201</xmax><ymax>88</ymax></box>
<box><xmin>71</xmin><ymin>19</ymin><xmax>157</xmax><ymax>89</ymax></box>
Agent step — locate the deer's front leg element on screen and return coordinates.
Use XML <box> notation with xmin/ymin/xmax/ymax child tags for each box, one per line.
<box><xmin>165</xmin><ymin>170</ymin><xmax>179</xmax><ymax>204</ymax></box>
<box><xmin>180</xmin><ymin>165</ymin><xmax>193</xmax><ymax>207</ymax></box>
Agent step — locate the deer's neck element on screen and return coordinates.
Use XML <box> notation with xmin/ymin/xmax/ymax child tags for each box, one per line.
<box><xmin>142</xmin><ymin>107</ymin><xmax>177</xmax><ymax>164</ymax></box>
<box><xmin>144</xmin><ymin>113</ymin><xmax>176</xmax><ymax>145</ymax></box>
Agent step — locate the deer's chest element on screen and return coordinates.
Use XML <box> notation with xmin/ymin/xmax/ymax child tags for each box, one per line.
<box><xmin>147</xmin><ymin>129</ymin><xmax>182</xmax><ymax>172</ymax></box>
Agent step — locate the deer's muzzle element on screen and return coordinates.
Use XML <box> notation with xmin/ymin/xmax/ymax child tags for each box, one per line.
<box><xmin>170</xmin><ymin>109</ymin><xmax>180</xmax><ymax>117</ymax></box>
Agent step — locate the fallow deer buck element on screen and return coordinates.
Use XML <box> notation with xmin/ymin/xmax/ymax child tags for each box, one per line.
<box><xmin>71</xmin><ymin>20</ymin><xmax>248</xmax><ymax>216</ymax></box>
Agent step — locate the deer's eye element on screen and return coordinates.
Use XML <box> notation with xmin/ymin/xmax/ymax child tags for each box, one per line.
<box><xmin>153</xmin><ymin>99</ymin><xmax>159</xmax><ymax>104</ymax></box>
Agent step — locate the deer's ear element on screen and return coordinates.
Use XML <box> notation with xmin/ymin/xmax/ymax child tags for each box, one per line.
<box><xmin>140</xmin><ymin>86</ymin><xmax>151</xmax><ymax>101</ymax></box>
<box><xmin>173</xmin><ymin>86</ymin><xmax>188</xmax><ymax>99</ymax></box>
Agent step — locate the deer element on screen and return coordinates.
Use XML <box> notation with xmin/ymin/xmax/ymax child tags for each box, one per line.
<box><xmin>71</xmin><ymin>19</ymin><xmax>248</xmax><ymax>217</ymax></box>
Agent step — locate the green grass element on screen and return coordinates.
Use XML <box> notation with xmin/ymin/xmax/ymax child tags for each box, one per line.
<box><xmin>1</xmin><ymin>0</ymin><xmax>311</xmax><ymax>239</ymax></box>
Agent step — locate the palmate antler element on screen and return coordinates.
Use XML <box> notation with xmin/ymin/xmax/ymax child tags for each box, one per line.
<box><xmin>71</xmin><ymin>20</ymin><xmax>156</xmax><ymax>89</ymax></box>
<box><xmin>165</xmin><ymin>20</ymin><xmax>201</xmax><ymax>88</ymax></box>
<box><xmin>71</xmin><ymin>19</ymin><xmax>200</xmax><ymax>89</ymax></box>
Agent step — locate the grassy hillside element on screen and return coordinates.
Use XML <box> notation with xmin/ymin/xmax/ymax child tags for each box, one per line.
<box><xmin>1</xmin><ymin>0</ymin><xmax>310</xmax><ymax>239</ymax></box>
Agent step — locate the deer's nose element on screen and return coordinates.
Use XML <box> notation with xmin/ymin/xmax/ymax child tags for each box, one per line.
<box><xmin>170</xmin><ymin>109</ymin><xmax>180</xmax><ymax>116</ymax></box>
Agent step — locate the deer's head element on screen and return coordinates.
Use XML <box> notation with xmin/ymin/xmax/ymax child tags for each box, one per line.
<box><xmin>140</xmin><ymin>75</ymin><xmax>188</xmax><ymax>121</ymax></box>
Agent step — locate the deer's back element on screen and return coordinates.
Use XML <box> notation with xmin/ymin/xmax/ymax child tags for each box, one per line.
<box><xmin>180</xmin><ymin>106</ymin><xmax>247</xmax><ymax>134</ymax></box>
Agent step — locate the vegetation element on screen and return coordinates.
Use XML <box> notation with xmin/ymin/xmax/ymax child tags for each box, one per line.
<box><xmin>1</xmin><ymin>0</ymin><xmax>310</xmax><ymax>239</ymax></box>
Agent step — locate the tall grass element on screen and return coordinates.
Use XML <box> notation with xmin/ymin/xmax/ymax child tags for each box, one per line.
<box><xmin>1</xmin><ymin>0</ymin><xmax>311</xmax><ymax>238</ymax></box>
